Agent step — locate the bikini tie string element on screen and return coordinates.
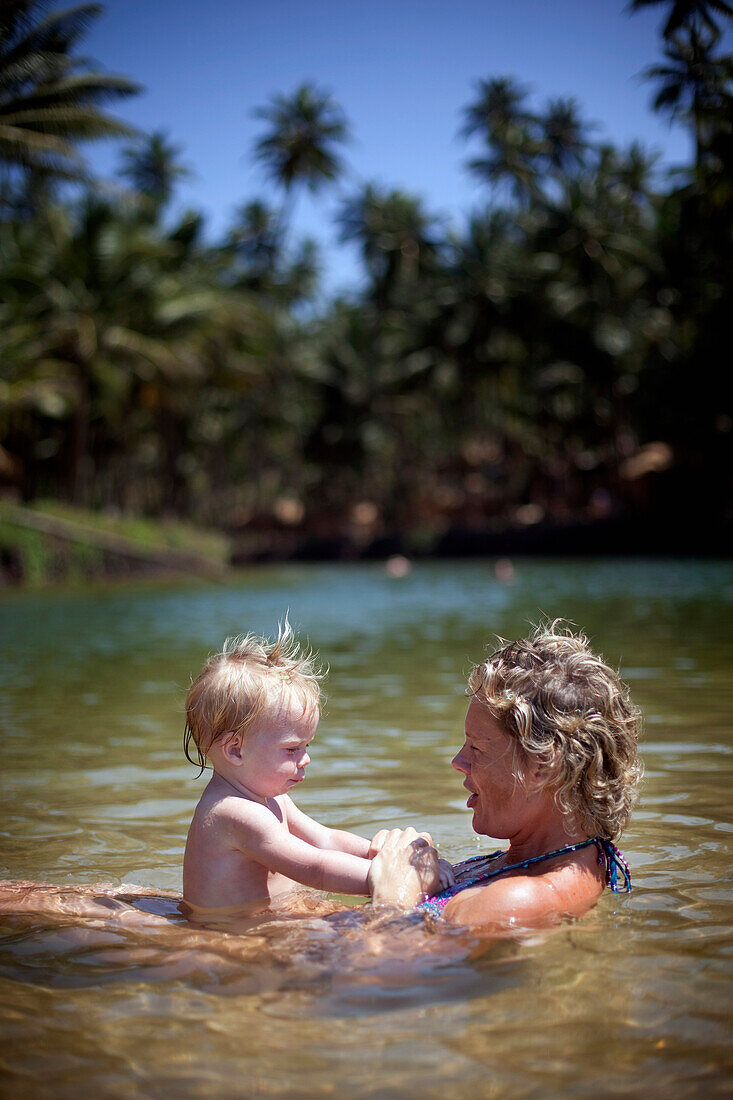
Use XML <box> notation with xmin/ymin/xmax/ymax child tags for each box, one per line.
<box><xmin>593</xmin><ymin>837</ymin><xmax>632</xmax><ymax>893</ymax></box>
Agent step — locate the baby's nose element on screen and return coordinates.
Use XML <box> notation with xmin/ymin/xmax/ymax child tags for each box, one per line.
<box><xmin>302</xmin><ymin>752</ymin><xmax>310</xmax><ymax>767</ymax></box>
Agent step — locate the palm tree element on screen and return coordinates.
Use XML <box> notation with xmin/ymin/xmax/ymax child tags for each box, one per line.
<box><xmin>0</xmin><ymin>196</ymin><xmax>261</xmax><ymax>508</ymax></box>
<box><xmin>437</xmin><ymin>208</ymin><xmax>518</xmax><ymax>404</ymax></box>
<box><xmin>627</xmin><ymin>0</ymin><xmax>732</xmax><ymax>41</ymax></box>
<box><xmin>540</xmin><ymin>97</ymin><xmax>593</xmax><ymax>176</ymax></box>
<box><xmin>643</xmin><ymin>24</ymin><xmax>733</xmax><ymax>165</ymax></box>
<box><xmin>281</xmin><ymin>237</ymin><xmax>320</xmax><ymax>304</ymax></box>
<box><xmin>338</xmin><ymin>183</ymin><xmax>441</xmax><ymax>308</ymax></box>
<box><xmin>252</xmin><ymin>82</ymin><xmax>349</xmax><ymax>232</ymax></box>
<box><xmin>461</xmin><ymin>78</ymin><xmax>541</xmax><ymax>206</ymax></box>
<box><xmin>305</xmin><ymin>298</ymin><xmax>448</xmax><ymax>525</ymax></box>
<box><xmin>224</xmin><ymin>199</ymin><xmax>320</xmax><ymax>304</ymax></box>
<box><xmin>0</xmin><ymin>1</ymin><xmax>140</xmax><ymax>204</ymax></box>
<box><xmin>119</xmin><ymin>130</ymin><xmax>191</xmax><ymax>215</ymax></box>
<box><xmin>613</xmin><ymin>141</ymin><xmax>661</xmax><ymax>202</ymax></box>
<box><xmin>226</xmin><ymin>199</ymin><xmax>284</xmax><ymax>286</ymax></box>
<box><xmin>466</xmin><ymin>127</ymin><xmax>542</xmax><ymax>207</ymax></box>
<box><xmin>461</xmin><ymin>76</ymin><xmax>533</xmax><ymax>140</ymax></box>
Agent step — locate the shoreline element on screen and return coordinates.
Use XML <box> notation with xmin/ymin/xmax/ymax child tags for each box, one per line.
<box><xmin>1</xmin><ymin>502</ymin><xmax>729</xmax><ymax>590</ymax></box>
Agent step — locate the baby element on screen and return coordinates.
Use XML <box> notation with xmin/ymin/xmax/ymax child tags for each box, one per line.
<box><xmin>182</xmin><ymin>625</ymin><xmax>446</xmax><ymax>915</ymax></box>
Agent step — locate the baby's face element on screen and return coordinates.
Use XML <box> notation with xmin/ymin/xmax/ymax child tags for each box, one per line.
<box><xmin>239</xmin><ymin>696</ymin><xmax>317</xmax><ymax>799</ymax></box>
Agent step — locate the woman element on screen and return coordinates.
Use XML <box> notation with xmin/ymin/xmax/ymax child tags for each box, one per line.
<box><xmin>368</xmin><ymin>622</ymin><xmax>642</xmax><ymax>932</ymax></box>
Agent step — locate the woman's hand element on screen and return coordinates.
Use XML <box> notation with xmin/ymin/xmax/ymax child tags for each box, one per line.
<box><xmin>437</xmin><ymin>858</ymin><xmax>455</xmax><ymax>891</ymax></box>
<box><xmin>369</xmin><ymin>829</ymin><xmax>454</xmax><ymax>890</ymax></box>
<box><xmin>367</xmin><ymin>827</ymin><xmax>441</xmax><ymax>907</ymax></box>
<box><xmin>368</xmin><ymin>827</ymin><xmax>433</xmax><ymax>859</ymax></box>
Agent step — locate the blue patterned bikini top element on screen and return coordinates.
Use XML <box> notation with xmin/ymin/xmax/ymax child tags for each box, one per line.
<box><xmin>420</xmin><ymin>836</ymin><xmax>631</xmax><ymax>919</ymax></box>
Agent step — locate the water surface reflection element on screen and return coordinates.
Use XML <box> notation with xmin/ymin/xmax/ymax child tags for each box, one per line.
<box><xmin>1</xmin><ymin>560</ymin><xmax>731</xmax><ymax>1097</ymax></box>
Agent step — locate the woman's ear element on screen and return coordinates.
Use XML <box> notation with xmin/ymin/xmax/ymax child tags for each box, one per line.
<box><xmin>523</xmin><ymin>757</ymin><xmax>545</xmax><ymax>791</ymax></box>
<box><xmin>514</xmin><ymin>743</ymin><xmax>545</xmax><ymax>792</ymax></box>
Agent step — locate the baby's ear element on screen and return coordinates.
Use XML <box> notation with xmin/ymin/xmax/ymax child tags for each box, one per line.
<box><xmin>220</xmin><ymin>732</ymin><xmax>244</xmax><ymax>763</ymax></box>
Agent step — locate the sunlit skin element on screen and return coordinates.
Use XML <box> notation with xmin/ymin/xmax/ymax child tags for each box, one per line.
<box><xmin>182</xmin><ymin>694</ymin><xmax>444</xmax><ymax>914</ymax></box>
<box><xmin>369</xmin><ymin>700</ymin><xmax>606</xmax><ymax>932</ymax></box>
<box><xmin>441</xmin><ymin>701</ymin><xmax>605</xmax><ymax>929</ymax></box>
<box><xmin>0</xmin><ymin>697</ymin><xmax>602</xmax><ymax>942</ymax></box>
<box><xmin>0</xmin><ymin>694</ymin><xmax>447</xmax><ymax>926</ymax></box>
<box><xmin>184</xmin><ymin>696</ymin><xmax>367</xmax><ymax>911</ymax></box>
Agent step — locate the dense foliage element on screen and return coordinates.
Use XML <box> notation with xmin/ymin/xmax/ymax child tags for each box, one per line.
<box><xmin>1</xmin><ymin>0</ymin><xmax>730</xmax><ymax>556</ymax></box>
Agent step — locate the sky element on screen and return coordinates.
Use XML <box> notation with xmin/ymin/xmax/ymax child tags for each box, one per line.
<box><xmin>83</xmin><ymin>0</ymin><xmax>698</xmax><ymax>294</ymax></box>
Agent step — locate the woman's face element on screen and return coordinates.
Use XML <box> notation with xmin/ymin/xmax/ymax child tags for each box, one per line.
<box><xmin>452</xmin><ymin>700</ymin><xmax>540</xmax><ymax>839</ymax></box>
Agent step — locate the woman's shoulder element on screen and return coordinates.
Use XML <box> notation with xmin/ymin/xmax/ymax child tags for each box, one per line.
<box><xmin>441</xmin><ymin>875</ymin><xmax>549</xmax><ymax>931</ymax></box>
<box><xmin>441</xmin><ymin>859</ymin><xmax>604</xmax><ymax>932</ymax></box>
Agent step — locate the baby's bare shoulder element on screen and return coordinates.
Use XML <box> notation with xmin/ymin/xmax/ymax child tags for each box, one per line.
<box><xmin>195</xmin><ymin>790</ymin><xmax>282</xmax><ymax>836</ymax></box>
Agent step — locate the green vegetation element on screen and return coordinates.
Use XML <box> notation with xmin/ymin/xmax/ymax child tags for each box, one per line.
<box><xmin>1</xmin><ymin>0</ymin><xmax>731</xmax><ymax>580</ymax></box>
<box><xmin>29</xmin><ymin>500</ymin><xmax>229</xmax><ymax>559</ymax></box>
<box><xmin>0</xmin><ymin>499</ymin><xmax>229</xmax><ymax>585</ymax></box>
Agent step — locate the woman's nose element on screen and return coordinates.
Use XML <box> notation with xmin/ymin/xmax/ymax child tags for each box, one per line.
<box><xmin>452</xmin><ymin>747</ymin><xmax>469</xmax><ymax>775</ymax></box>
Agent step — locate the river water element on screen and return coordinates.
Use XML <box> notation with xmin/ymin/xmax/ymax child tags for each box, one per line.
<box><xmin>1</xmin><ymin>559</ymin><xmax>731</xmax><ymax>1098</ymax></box>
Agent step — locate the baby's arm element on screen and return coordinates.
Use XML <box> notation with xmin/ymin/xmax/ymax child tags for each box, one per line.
<box><xmin>281</xmin><ymin>799</ymin><xmax>451</xmax><ymax>889</ymax></box>
<box><xmin>284</xmin><ymin>797</ymin><xmax>371</xmax><ymax>858</ymax></box>
<box><xmin>228</xmin><ymin>800</ymin><xmax>372</xmax><ymax>894</ymax></box>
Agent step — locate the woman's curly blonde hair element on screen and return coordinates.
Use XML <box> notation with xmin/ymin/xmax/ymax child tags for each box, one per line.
<box><xmin>184</xmin><ymin>621</ymin><xmax>324</xmax><ymax>773</ymax></box>
<box><xmin>467</xmin><ymin>621</ymin><xmax>642</xmax><ymax>839</ymax></box>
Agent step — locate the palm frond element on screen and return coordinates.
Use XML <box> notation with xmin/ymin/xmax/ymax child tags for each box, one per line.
<box><xmin>0</xmin><ymin>1</ymin><xmax>139</xmax><ymax>187</ymax></box>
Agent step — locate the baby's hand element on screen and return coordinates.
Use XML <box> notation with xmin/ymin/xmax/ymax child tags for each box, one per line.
<box><xmin>368</xmin><ymin>827</ymin><xmax>433</xmax><ymax>859</ymax></box>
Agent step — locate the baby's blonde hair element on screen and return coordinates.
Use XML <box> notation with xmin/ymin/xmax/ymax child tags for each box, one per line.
<box><xmin>467</xmin><ymin>621</ymin><xmax>642</xmax><ymax>839</ymax></box>
<box><xmin>184</xmin><ymin>622</ymin><xmax>323</xmax><ymax>772</ymax></box>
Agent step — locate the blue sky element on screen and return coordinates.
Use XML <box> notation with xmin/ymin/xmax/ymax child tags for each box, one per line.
<box><xmin>85</xmin><ymin>0</ymin><xmax>698</xmax><ymax>293</ymax></box>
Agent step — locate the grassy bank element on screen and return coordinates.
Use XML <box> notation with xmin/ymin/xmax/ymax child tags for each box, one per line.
<box><xmin>0</xmin><ymin>500</ymin><xmax>231</xmax><ymax>587</ymax></box>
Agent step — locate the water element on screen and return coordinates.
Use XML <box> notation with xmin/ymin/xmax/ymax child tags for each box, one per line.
<box><xmin>1</xmin><ymin>559</ymin><xmax>731</xmax><ymax>1098</ymax></box>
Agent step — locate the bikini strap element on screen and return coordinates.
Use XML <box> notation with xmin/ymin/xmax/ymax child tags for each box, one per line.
<box><xmin>454</xmin><ymin>848</ymin><xmax>505</xmax><ymax>871</ymax></box>
<box><xmin>420</xmin><ymin>836</ymin><xmax>632</xmax><ymax>916</ymax></box>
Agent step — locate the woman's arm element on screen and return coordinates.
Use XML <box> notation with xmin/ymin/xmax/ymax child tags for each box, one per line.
<box><xmin>442</xmin><ymin>872</ymin><xmax>602</xmax><ymax>932</ymax></box>
<box><xmin>442</xmin><ymin>878</ymin><xmax>543</xmax><ymax>930</ymax></box>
